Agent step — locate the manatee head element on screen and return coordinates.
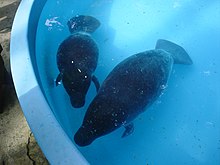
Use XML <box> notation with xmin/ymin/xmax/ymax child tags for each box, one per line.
<box><xmin>74</xmin><ymin>118</ymin><xmax>111</xmax><ymax>147</ymax></box>
<box><xmin>74</xmin><ymin>100</ymin><xmax>124</xmax><ymax>146</ymax></box>
<box><xmin>74</xmin><ymin>116</ymin><xmax>121</xmax><ymax>146</ymax></box>
<box><xmin>62</xmin><ymin>69</ymin><xmax>92</xmax><ymax>108</ymax></box>
<box><xmin>74</xmin><ymin>125</ymin><xmax>96</xmax><ymax>146</ymax></box>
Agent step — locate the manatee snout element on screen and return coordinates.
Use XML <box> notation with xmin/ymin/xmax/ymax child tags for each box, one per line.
<box><xmin>70</xmin><ymin>93</ymin><xmax>86</xmax><ymax>108</ymax></box>
<box><xmin>74</xmin><ymin>126</ymin><xmax>95</xmax><ymax>147</ymax></box>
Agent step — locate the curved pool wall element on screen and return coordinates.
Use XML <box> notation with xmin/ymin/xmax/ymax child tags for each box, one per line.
<box><xmin>10</xmin><ymin>0</ymin><xmax>89</xmax><ymax>164</ymax></box>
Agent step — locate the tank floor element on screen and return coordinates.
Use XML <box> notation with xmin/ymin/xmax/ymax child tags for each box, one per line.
<box><xmin>0</xmin><ymin>1</ymin><xmax>48</xmax><ymax>164</ymax></box>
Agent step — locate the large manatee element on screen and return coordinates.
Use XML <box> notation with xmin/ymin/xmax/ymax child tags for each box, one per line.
<box><xmin>74</xmin><ymin>39</ymin><xmax>193</xmax><ymax>146</ymax></box>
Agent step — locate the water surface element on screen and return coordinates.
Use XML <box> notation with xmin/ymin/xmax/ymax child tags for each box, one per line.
<box><xmin>36</xmin><ymin>1</ymin><xmax>220</xmax><ymax>164</ymax></box>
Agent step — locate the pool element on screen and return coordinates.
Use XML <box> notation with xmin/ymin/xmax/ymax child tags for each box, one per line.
<box><xmin>11</xmin><ymin>0</ymin><xmax>220</xmax><ymax>165</ymax></box>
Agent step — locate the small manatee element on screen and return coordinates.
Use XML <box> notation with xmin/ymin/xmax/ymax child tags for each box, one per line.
<box><xmin>56</xmin><ymin>15</ymin><xmax>100</xmax><ymax>108</ymax></box>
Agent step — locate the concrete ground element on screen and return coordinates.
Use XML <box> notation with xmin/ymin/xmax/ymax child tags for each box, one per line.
<box><xmin>0</xmin><ymin>0</ymin><xmax>49</xmax><ymax>164</ymax></box>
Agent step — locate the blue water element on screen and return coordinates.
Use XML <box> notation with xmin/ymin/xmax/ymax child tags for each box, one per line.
<box><xmin>36</xmin><ymin>0</ymin><xmax>220</xmax><ymax>164</ymax></box>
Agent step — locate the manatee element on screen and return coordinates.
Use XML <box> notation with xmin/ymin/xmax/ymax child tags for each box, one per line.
<box><xmin>56</xmin><ymin>15</ymin><xmax>100</xmax><ymax>108</ymax></box>
<box><xmin>74</xmin><ymin>39</ymin><xmax>193</xmax><ymax>146</ymax></box>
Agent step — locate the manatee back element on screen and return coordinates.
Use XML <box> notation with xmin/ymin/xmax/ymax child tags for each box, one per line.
<box><xmin>99</xmin><ymin>50</ymin><xmax>173</xmax><ymax>114</ymax></box>
<box><xmin>57</xmin><ymin>33</ymin><xmax>99</xmax><ymax>73</ymax></box>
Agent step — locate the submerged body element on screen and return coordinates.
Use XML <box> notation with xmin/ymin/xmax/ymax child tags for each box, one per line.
<box><xmin>56</xmin><ymin>15</ymin><xmax>100</xmax><ymax>108</ymax></box>
<box><xmin>74</xmin><ymin>39</ymin><xmax>193</xmax><ymax>146</ymax></box>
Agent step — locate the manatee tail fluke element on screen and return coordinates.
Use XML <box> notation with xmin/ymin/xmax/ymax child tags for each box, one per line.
<box><xmin>67</xmin><ymin>15</ymin><xmax>100</xmax><ymax>34</ymax></box>
<box><xmin>155</xmin><ymin>39</ymin><xmax>193</xmax><ymax>65</ymax></box>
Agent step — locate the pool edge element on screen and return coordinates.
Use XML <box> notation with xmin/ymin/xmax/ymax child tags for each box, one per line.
<box><xmin>10</xmin><ymin>0</ymin><xmax>89</xmax><ymax>164</ymax></box>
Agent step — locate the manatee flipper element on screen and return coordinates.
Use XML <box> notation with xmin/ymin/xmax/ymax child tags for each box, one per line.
<box><xmin>92</xmin><ymin>75</ymin><xmax>100</xmax><ymax>93</ymax></box>
<box><xmin>155</xmin><ymin>39</ymin><xmax>193</xmax><ymax>65</ymax></box>
<box><xmin>121</xmin><ymin>123</ymin><xmax>134</xmax><ymax>138</ymax></box>
<box><xmin>55</xmin><ymin>73</ymin><xmax>62</xmax><ymax>86</ymax></box>
<box><xmin>67</xmin><ymin>15</ymin><xmax>101</xmax><ymax>34</ymax></box>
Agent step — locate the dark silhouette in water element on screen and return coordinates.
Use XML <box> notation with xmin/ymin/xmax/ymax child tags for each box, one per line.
<box><xmin>74</xmin><ymin>39</ymin><xmax>193</xmax><ymax>146</ymax></box>
<box><xmin>56</xmin><ymin>15</ymin><xmax>100</xmax><ymax>108</ymax></box>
